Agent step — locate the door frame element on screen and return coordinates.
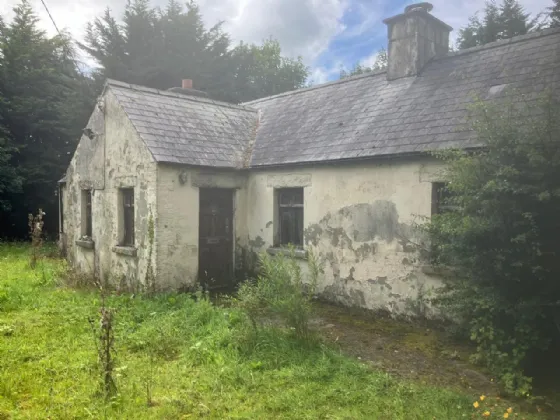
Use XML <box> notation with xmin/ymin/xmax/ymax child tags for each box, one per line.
<box><xmin>198</xmin><ymin>188</ymin><xmax>235</xmax><ymax>289</ymax></box>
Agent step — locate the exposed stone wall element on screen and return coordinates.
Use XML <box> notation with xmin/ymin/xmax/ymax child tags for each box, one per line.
<box><xmin>244</xmin><ymin>158</ymin><xmax>447</xmax><ymax>316</ymax></box>
<box><xmin>63</xmin><ymin>91</ymin><xmax>157</xmax><ymax>289</ymax></box>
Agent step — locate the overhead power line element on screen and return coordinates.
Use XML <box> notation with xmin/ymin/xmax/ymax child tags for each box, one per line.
<box><xmin>39</xmin><ymin>0</ymin><xmax>86</xmax><ymax>77</ymax></box>
<box><xmin>39</xmin><ymin>0</ymin><xmax>61</xmax><ymax>35</ymax></box>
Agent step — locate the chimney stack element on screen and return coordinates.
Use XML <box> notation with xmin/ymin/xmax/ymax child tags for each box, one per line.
<box><xmin>167</xmin><ymin>79</ymin><xmax>209</xmax><ymax>98</ymax></box>
<box><xmin>383</xmin><ymin>3</ymin><xmax>452</xmax><ymax>80</ymax></box>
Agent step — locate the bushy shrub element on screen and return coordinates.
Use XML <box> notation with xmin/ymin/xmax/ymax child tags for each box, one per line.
<box><xmin>426</xmin><ymin>94</ymin><xmax>560</xmax><ymax>396</ymax></box>
<box><xmin>236</xmin><ymin>249</ymin><xmax>319</xmax><ymax>339</ymax></box>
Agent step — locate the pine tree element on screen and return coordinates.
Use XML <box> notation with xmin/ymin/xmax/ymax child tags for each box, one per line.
<box><xmin>457</xmin><ymin>0</ymin><xmax>538</xmax><ymax>49</ymax></box>
<box><xmin>498</xmin><ymin>0</ymin><xmax>534</xmax><ymax>39</ymax></box>
<box><xmin>0</xmin><ymin>0</ymin><xmax>94</xmax><ymax>237</ymax></box>
<box><xmin>81</xmin><ymin>0</ymin><xmax>308</xmax><ymax>103</ymax></box>
<box><xmin>549</xmin><ymin>0</ymin><xmax>560</xmax><ymax>27</ymax></box>
<box><xmin>0</xmin><ymin>15</ymin><xmax>23</xmax><ymax>212</ymax></box>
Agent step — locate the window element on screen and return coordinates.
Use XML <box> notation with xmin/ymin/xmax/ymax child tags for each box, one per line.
<box><xmin>81</xmin><ymin>189</ymin><xmax>92</xmax><ymax>237</ymax></box>
<box><xmin>431</xmin><ymin>182</ymin><xmax>455</xmax><ymax>215</ymax></box>
<box><xmin>276</xmin><ymin>188</ymin><xmax>304</xmax><ymax>247</ymax></box>
<box><xmin>121</xmin><ymin>188</ymin><xmax>135</xmax><ymax>246</ymax></box>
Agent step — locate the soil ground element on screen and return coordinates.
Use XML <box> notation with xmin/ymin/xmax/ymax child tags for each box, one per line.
<box><xmin>310</xmin><ymin>302</ymin><xmax>559</xmax><ymax>417</ymax></box>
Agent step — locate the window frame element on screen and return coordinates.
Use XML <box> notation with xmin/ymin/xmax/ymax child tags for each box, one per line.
<box><xmin>431</xmin><ymin>182</ymin><xmax>457</xmax><ymax>215</ymax></box>
<box><xmin>275</xmin><ymin>188</ymin><xmax>304</xmax><ymax>248</ymax></box>
<box><xmin>81</xmin><ymin>189</ymin><xmax>92</xmax><ymax>237</ymax></box>
<box><xmin>121</xmin><ymin>188</ymin><xmax>135</xmax><ymax>247</ymax></box>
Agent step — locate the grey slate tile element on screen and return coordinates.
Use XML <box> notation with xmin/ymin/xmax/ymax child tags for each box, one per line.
<box><xmin>107</xmin><ymin>28</ymin><xmax>560</xmax><ymax>168</ymax></box>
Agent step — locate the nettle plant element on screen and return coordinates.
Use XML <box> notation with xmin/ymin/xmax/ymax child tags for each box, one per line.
<box><xmin>426</xmin><ymin>93</ymin><xmax>560</xmax><ymax>396</ymax></box>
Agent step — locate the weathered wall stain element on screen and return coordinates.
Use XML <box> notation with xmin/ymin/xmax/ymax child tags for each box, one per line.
<box><xmin>305</xmin><ymin>201</ymin><xmax>419</xmax><ymax>257</ymax></box>
<box><xmin>300</xmin><ymin>200</ymin><xmax>438</xmax><ymax>313</ymax></box>
<box><xmin>63</xmin><ymin>91</ymin><xmax>158</xmax><ymax>291</ymax></box>
<box><xmin>323</xmin><ymin>283</ymin><xmax>367</xmax><ymax>308</ymax></box>
<box><xmin>249</xmin><ymin>235</ymin><xmax>266</xmax><ymax>249</ymax></box>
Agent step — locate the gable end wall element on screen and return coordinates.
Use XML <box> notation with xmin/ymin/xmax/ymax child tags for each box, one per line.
<box><xmin>63</xmin><ymin>90</ymin><xmax>158</xmax><ymax>290</ymax></box>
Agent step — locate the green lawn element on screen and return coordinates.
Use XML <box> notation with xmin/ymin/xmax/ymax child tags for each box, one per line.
<box><xmin>0</xmin><ymin>244</ymin><xmax>537</xmax><ymax>419</ymax></box>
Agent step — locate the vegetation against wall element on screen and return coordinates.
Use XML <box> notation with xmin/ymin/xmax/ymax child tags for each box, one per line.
<box><xmin>235</xmin><ymin>250</ymin><xmax>319</xmax><ymax>338</ymax></box>
<box><xmin>0</xmin><ymin>244</ymin><xmax>543</xmax><ymax>418</ymax></box>
<box><xmin>427</xmin><ymin>94</ymin><xmax>560</xmax><ymax>396</ymax></box>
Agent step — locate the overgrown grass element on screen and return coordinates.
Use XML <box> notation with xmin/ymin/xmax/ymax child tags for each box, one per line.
<box><xmin>0</xmin><ymin>244</ymin><xmax>538</xmax><ymax>419</ymax></box>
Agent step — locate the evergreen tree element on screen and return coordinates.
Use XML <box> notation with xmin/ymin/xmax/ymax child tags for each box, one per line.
<box><xmin>549</xmin><ymin>0</ymin><xmax>560</xmax><ymax>27</ymax></box>
<box><xmin>0</xmin><ymin>1</ymin><xmax>94</xmax><ymax>237</ymax></box>
<box><xmin>0</xmin><ymin>16</ymin><xmax>23</xmax><ymax>213</ymax></box>
<box><xmin>82</xmin><ymin>0</ymin><xmax>308</xmax><ymax>103</ymax></box>
<box><xmin>427</xmin><ymin>95</ymin><xmax>560</xmax><ymax>396</ymax></box>
<box><xmin>457</xmin><ymin>0</ymin><xmax>539</xmax><ymax>49</ymax></box>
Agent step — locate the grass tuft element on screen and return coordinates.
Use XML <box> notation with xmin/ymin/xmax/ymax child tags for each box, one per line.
<box><xmin>0</xmin><ymin>243</ymin><xmax>542</xmax><ymax>419</ymax></box>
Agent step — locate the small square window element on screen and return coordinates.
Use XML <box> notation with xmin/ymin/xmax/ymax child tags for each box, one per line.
<box><xmin>276</xmin><ymin>188</ymin><xmax>304</xmax><ymax>247</ymax></box>
<box><xmin>81</xmin><ymin>189</ymin><xmax>92</xmax><ymax>237</ymax></box>
<box><xmin>121</xmin><ymin>188</ymin><xmax>134</xmax><ymax>246</ymax></box>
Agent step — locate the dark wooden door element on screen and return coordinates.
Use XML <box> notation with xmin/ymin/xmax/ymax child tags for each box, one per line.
<box><xmin>198</xmin><ymin>188</ymin><xmax>234</xmax><ymax>289</ymax></box>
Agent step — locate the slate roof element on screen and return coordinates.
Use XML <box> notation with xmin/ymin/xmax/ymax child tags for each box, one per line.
<box><xmin>246</xmin><ymin>28</ymin><xmax>560</xmax><ymax>167</ymax></box>
<box><xmin>107</xmin><ymin>28</ymin><xmax>560</xmax><ymax>169</ymax></box>
<box><xmin>107</xmin><ymin>80</ymin><xmax>258</xmax><ymax>168</ymax></box>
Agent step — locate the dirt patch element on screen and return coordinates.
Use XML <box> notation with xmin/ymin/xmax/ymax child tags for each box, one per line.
<box><xmin>311</xmin><ymin>303</ymin><xmax>560</xmax><ymax>417</ymax></box>
<box><xmin>311</xmin><ymin>302</ymin><xmax>499</xmax><ymax>395</ymax></box>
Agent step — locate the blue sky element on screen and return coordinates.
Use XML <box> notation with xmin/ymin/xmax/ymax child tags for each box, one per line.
<box><xmin>1</xmin><ymin>0</ymin><xmax>554</xmax><ymax>84</ymax></box>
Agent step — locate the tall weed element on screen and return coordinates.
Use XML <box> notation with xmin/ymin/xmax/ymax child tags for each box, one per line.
<box><xmin>236</xmin><ymin>249</ymin><xmax>319</xmax><ymax>339</ymax></box>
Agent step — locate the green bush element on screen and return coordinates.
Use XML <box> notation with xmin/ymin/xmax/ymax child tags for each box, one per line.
<box><xmin>236</xmin><ymin>249</ymin><xmax>319</xmax><ymax>339</ymax></box>
<box><xmin>426</xmin><ymin>94</ymin><xmax>560</xmax><ymax>396</ymax></box>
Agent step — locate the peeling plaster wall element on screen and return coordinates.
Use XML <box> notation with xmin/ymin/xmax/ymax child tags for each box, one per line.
<box><xmin>245</xmin><ymin>158</ymin><xmax>447</xmax><ymax>316</ymax></box>
<box><xmin>63</xmin><ymin>91</ymin><xmax>157</xmax><ymax>289</ymax></box>
<box><xmin>156</xmin><ymin>166</ymin><xmax>248</xmax><ymax>289</ymax></box>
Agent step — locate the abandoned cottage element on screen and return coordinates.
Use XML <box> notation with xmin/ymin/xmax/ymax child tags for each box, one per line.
<box><xmin>59</xmin><ymin>4</ymin><xmax>560</xmax><ymax>314</ymax></box>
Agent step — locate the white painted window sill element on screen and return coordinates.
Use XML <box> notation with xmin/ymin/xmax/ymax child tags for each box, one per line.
<box><xmin>267</xmin><ymin>247</ymin><xmax>307</xmax><ymax>260</ymax></box>
<box><xmin>76</xmin><ymin>239</ymin><xmax>94</xmax><ymax>249</ymax></box>
<box><xmin>112</xmin><ymin>246</ymin><xmax>137</xmax><ymax>257</ymax></box>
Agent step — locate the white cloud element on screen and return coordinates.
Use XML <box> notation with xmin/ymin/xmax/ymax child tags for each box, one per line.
<box><xmin>1</xmin><ymin>0</ymin><xmax>554</xmax><ymax>81</ymax></box>
<box><xmin>360</xmin><ymin>50</ymin><xmax>382</xmax><ymax>68</ymax></box>
<box><xmin>1</xmin><ymin>0</ymin><xmax>349</xmax><ymax>65</ymax></box>
<box><xmin>199</xmin><ymin>0</ymin><xmax>349</xmax><ymax>62</ymax></box>
<box><xmin>308</xmin><ymin>61</ymin><xmax>345</xmax><ymax>84</ymax></box>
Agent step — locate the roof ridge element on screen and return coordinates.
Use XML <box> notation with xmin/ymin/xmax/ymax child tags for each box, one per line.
<box><xmin>245</xmin><ymin>28</ymin><xmax>560</xmax><ymax>107</ymax></box>
<box><xmin>105</xmin><ymin>79</ymin><xmax>258</xmax><ymax>113</ymax></box>
<box><xmin>242</xmin><ymin>70</ymin><xmax>387</xmax><ymax>106</ymax></box>
<box><xmin>439</xmin><ymin>27</ymin><xmax>560</xmax><ymax>60</ymax></box>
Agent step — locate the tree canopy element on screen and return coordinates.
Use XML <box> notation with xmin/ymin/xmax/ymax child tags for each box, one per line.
<box><xmin>0</xmin><ymin>0</ymin><xmax>309</xmax><ymax>238</ymax></box>
<box><xmin>0</xmin><ymin>0</ymin><xmax>94</xmax><ymax>238</ymax></box>
<box><xmin>427</xmin><ymin>94</ymin><xmax>560</xmax><ymax>396</ymax></box>
<box><xmin>81</xmin><ymin>0</ymin><xmax>309</xmax><ymax>103</ymax></box>
<box><xmin>457</xmin><ymin>0</ymin><xmax>540</xmax><ymax>49</ymax></box>
<box><xmin>340</xmin><ymin>48</ymin><xmax>387</xmax><ymax>79</ymax></box>
<box><xmin>549</xmin><ymin>0</ymin><xmax>560</xmax><ymax>27</ymax></box>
